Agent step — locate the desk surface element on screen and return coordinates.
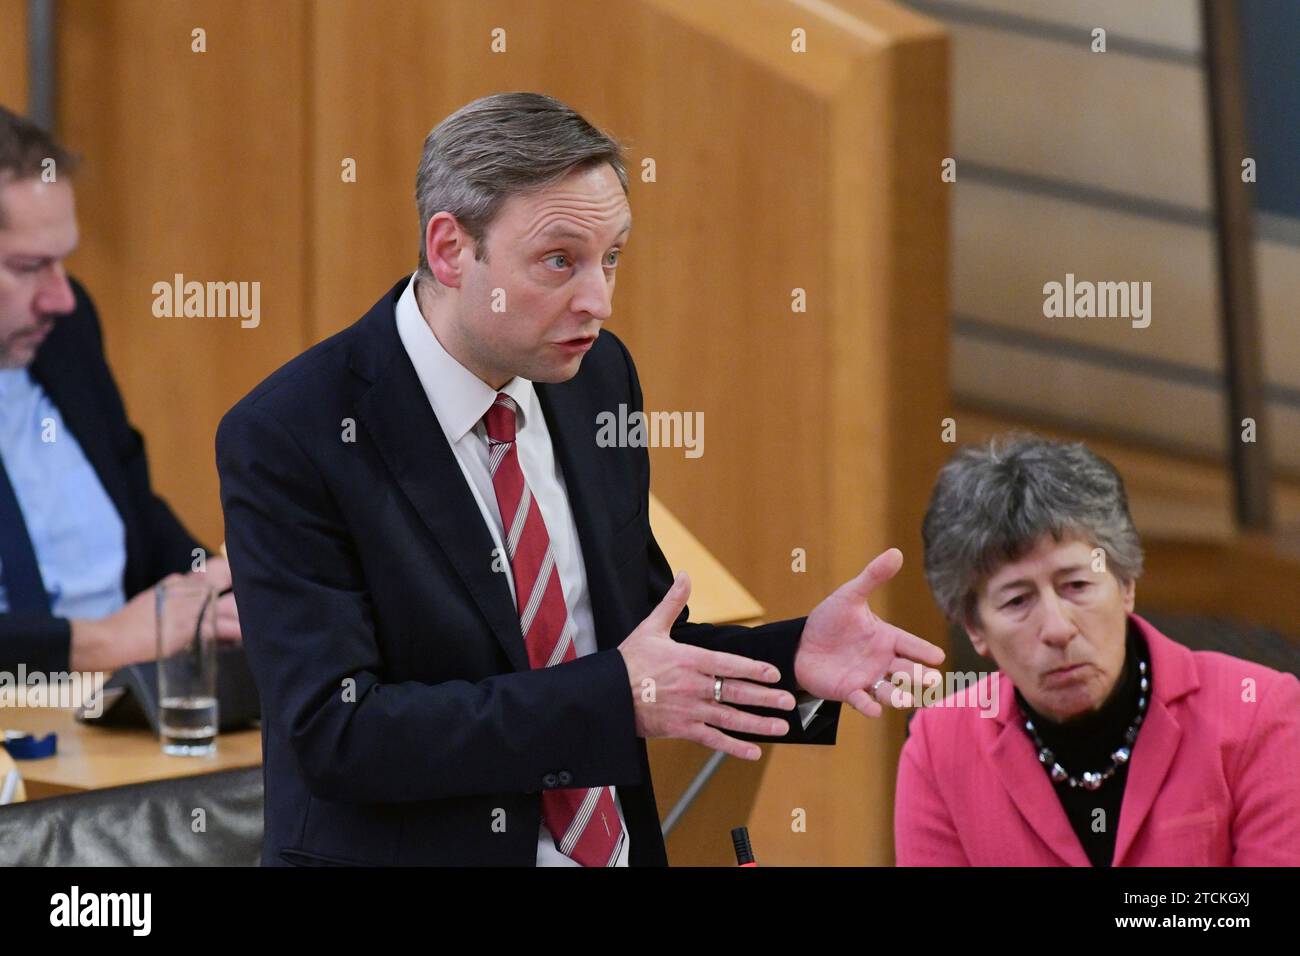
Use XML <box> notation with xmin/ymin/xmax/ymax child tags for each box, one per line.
<box><xmin>1</xmin><ymin>706</ymin><xmax>261</xmax><ymax>800</ymax></box>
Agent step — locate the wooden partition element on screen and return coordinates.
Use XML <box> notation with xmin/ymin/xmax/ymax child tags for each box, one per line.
<box><xmin>0</xmin><ymin>0</ymin><xmax>27</xmax><ymax>108</ymax></box>
<box><xmin>55</xmin><ymin>1</ymin><xmax>310</xmax><ymax>551</ymax></box>
<box><xmin>55</xmin><ymin>0</ymin><xmax>950</xmax><ymax>865</ymax></box>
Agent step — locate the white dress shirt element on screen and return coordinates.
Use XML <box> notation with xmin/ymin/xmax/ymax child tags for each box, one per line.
<box><xmin>394</xmin><ymin>273</ymin><xmax>822</xmax><ymax>866</ymax></box>
<box><xmin>395</xmin><ymin>274</ymin><xmax>631</xmax><ymax>866</ymax></box>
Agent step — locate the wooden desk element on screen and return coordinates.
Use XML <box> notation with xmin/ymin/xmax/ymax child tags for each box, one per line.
<box><xmin>0</xmin><ymin>706</ymin><xmax>261</xmax><ymax>801</ymax></box>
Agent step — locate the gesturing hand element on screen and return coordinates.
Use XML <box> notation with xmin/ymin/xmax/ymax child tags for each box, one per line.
<box><xmin>618</xmin><ymin>572</ymin><xmax>796</xmax><ymax>761</ymax></box>
<box><xmin>794</xmin><ymin>548</ymin><xmax>945</xmax><ymax>718</ymax></box>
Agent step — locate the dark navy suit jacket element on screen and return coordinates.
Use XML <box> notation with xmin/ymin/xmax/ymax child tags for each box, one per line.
<box><xmin>216</xmin><ymin>278</ymin><xmax>840</xmax><ymax>866</ymax></box>
<box><xmin>0</xmin><ymin>278</ymin><xmax>203</xmax><ymax>673</ymax></box>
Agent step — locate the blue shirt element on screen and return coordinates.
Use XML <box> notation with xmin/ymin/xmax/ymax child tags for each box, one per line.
<box><xmin>0</xmin><ymin>367</ymin><xmax>126</xmax><ymax>619</ymax></box>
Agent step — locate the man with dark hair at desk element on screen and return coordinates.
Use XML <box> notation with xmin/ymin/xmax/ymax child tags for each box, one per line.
<box><xmin>0</xmin><ymin>105</ymin><xmax>241</xmax><ymax>675</ymax></box>
<box><xmin>218</xmin><ymin>92</ymin><xmax>946</xmax><ymax>866</ymax></box>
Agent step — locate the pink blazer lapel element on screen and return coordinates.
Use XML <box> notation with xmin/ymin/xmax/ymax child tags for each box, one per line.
<box><xmin>1111</xmin><ymin>614</ymin><xmax>1198</xmax><ymax>866</ymax></box>
<box><xmin>988</xmin><ymin>673</ymin><xmax>1091</xmax><ymax>866</ymax></box>
<box><xmin>1111</xmin><ymin>697</ymin><xmax>1182</xmax><ymax>866</ymax></box>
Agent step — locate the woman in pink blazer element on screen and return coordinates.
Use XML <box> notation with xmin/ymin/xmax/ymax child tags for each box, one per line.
<box><xmin>895</xmin><ymin>434</ymin><xmax>1300</xmax><ymax>866</ymax></box>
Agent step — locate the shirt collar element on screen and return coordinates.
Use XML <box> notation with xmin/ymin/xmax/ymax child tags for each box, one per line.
<box><xmin>0</xmin><ymin>367</ymin><xmax>31</xmax><ymax>401</ymax></box>
<box><xmin>393</xmin><ymin>273</ymin><xmax>537</xmax><ymax>443</ymax></box>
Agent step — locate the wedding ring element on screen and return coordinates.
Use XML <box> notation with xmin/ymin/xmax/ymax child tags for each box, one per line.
<box><xmin>713</xmin><ymin>676</ymin><xmax>725</xmax><ymax>702</ymax></box>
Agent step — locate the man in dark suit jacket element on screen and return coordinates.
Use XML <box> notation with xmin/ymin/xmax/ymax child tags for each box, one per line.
<box><xmin>216</xmin><ymin>92</ymin><xmax>944</xmax><ymax>866</ymax></box>
<box><xmin>0</xmin><ymin>105</ymin><xmax>239</xmax><ymax>674</ymax></box>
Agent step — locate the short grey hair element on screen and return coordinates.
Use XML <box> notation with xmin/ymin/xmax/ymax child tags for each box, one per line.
<box><xmin>921</xmin><ymin>432</ymin><xmax>1144</xmax><ymax>625</ymax></box>
<box><xmin>414</xmin><ymin>92</ymin><xmax>628</xmax><ymax>282</ymax></box>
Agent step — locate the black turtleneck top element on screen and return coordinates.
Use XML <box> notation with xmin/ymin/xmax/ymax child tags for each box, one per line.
<box><xmin>1014</xmin><ymin>619</ymin><xmax>1149</xmax><ymax>867</ymax></box>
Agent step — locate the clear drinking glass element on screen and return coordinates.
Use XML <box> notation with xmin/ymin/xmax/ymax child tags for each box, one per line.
<box><xmin>156</xmin><ymin>580</ymin><xmax>219</xmax><ymax>756</ymax></box>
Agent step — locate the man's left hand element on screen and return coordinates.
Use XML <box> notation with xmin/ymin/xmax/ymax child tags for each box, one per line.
<box><xmin>794</xmin><ymin>548</ymin><xmax>944</xmax><ymax>718</ymax></box>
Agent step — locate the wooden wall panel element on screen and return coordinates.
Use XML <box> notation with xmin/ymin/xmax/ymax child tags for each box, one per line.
<box><xmin>740</xmin><ymin>0</ymin><xmax>950</xmax><ymax>867</ymax></box>
<box><xmin>56</xmin><ymin>0</ymin><xmax>310</xmax><ymax>549</ymax></box>
<box><xmin>0</xmin><ymin>0</ymin><xmax>27</xmax><ymax>110</ymax></box>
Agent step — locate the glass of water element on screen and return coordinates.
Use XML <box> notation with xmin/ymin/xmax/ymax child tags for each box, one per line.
<box><xmin>156</xmin><ymin>580</ymin><xmax>219</xmax><ymax>756</ymax></box>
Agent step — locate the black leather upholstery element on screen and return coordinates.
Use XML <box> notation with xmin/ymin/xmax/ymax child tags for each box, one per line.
<box><xmin>0</xmin><ymin>766</ymin><xmax>262</xmax><ymax>865</ymax></box>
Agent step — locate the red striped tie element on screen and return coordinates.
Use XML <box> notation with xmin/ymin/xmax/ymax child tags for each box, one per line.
<box><xmin>483</xmin><ymin>392</ymin><xmax>626</xmax><ymax>867</ymax></box>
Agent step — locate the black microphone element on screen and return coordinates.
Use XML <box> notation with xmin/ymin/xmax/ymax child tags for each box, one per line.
<box><xmin>731</xmin><ymin>826</ymin><xmax>757</xmax><ymax>866</ymax></box>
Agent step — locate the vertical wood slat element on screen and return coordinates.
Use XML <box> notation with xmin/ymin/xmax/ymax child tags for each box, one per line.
<box><xmin>0</xmin><ymin>0</ymin><xmax>29</xmax><ymax>108</ymax></box>
<box><xmin>1202</xmin><ymin>0</ymin><xmax>1273</xmax><ymax>530</ymax></box>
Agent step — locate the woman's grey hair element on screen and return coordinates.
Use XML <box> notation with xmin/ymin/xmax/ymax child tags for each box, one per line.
<box><xmin>921</xmin><ymin>432</ymin><xmax>1144</xmax><ymax>625</ymax></box>
<box><xmin>414</xmin><ymin>92</ymin><xmax>628</xmax><ymax>282</ymax></box>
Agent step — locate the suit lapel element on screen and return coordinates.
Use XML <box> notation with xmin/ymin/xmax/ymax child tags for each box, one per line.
<box><xmin>534</xmin><ymin>379</ymin><xmax>631</xmax><ymax>653</ymax></box>
<box><xmin>989</xmin><ymin>675</ymin><xmax>1091</xmax><ymax>866</ymax></box>
<box><xmin>349</xmin><ymin>285</ymin><xmax>637</xmax><ymax>671</ymax></box>
<box><xmin>351</xmin><ymin>302</ymin><xmax>529</xmax><ymax>673</ymax></box>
